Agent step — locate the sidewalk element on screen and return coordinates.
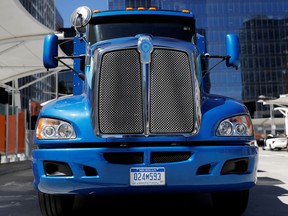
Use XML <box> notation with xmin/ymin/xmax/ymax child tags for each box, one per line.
<box><xmin>0</xmin><ymin>154</ymin><xmax>32</xmax><ymax>176</ymax></box>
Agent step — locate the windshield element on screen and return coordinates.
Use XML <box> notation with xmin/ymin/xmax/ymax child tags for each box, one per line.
<box><xmin>88</xmin><ymin>15</ymin><xmax>195</xmax><ymax>44</ymax></box>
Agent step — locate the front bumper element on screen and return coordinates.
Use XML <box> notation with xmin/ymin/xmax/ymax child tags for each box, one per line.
<box><xmin>32</xmin><ymin>145</ymin><xmax>258</xmax><ymax>195</ymax></box>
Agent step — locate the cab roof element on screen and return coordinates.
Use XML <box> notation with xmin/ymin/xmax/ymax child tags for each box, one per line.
<box><xmin>91</xmin><ymin>9</ymin><xmax>195</xmax><ymax>20</ymax></box>
<box><xmin>89</xmin><ymin>9</ymin><xmax>196</xmax><ymax>27</ymax></box>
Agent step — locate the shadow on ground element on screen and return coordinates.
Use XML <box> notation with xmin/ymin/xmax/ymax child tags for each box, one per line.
<box><xmin>70</xmin><ymin>174</ymin><xmax>288</xmax><ymax>216</ymax></box>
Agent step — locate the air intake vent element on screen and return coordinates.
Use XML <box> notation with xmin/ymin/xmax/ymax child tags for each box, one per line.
<box><xmin>103</xmin><ymin>152</ymin><xmax>144</xmax><ymax>164</ymax></box>
<box><xmin>151</xmin><ymin>151</ymin><xmax>191</xmax><ymax>163</ymax></box>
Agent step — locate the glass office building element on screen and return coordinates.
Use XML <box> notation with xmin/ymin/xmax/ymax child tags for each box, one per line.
<box><xmin>19</xmin><ymin>0</ymin><xmax>63</xmax><ymax>30</ymax></box>
<box><xmin>109</xmin><ymin>0</ymin><xmax>161</xmax><ymax>9</ymax></box>
<box><xmin>109</xmin><ymin>0</ymin><xmax>288</xmax><ymax>117</ymax></box>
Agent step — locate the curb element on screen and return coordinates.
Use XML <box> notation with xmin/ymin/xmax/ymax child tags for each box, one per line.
<box><xmin>0</xmin><ymin>160</ymin><xmax>32</xmax><ymax>176</ymax></box>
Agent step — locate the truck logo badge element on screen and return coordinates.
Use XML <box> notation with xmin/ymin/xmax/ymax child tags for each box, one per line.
<box><xmin>137</xmin><ymin>36</ymin><xmax>153</xmax><ymax>64</ymax></box>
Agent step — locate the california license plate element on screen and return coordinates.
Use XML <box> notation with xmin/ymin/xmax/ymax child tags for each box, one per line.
<box><xmin>130</xmin><ymin>167</ymin><xmax>165</xmax><ymax>186</ymax></box>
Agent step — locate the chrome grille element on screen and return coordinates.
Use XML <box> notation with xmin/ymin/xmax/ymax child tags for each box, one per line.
<box><xmin>97</xmin><ymin>47</ymin><xmax>195</xmax><ymax>135</ymax></box>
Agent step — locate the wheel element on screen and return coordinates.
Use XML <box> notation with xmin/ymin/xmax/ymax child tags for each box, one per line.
<box><xmin>38</xmin><ymin>191</ymin><xmax>75</xmax><ymax>216</ymax></box>
<box><xmin>211</xmin><ymin>189</ymin><xmax>249</xmax><ymax>215</ymax></box>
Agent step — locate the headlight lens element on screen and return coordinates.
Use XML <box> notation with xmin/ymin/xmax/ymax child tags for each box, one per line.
<box><xmin>216</xmin><ymin>115</ymin><xmax>253</xmax><ymax>136</ymax></box>
<box><xmin>36</xmin><ymin>118</ymin><xmax>76</xmax><ymax>139</ymax></box>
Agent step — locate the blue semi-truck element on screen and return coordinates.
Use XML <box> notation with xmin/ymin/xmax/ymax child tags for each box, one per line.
<box><xmin>32</xmin><ymin>6</ymin><xmax>258</xmax><ymax>216</ymax></box>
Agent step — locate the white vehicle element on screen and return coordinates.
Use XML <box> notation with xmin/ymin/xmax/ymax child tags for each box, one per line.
<box><xmin>263</xmin><ymin>134</ymin><xmax>287</xmax><ymax>151</ymax></box>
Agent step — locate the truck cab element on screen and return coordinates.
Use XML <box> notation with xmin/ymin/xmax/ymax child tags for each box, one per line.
<box><xmin>33</xmin><ymin>6</ymin><xmax>258</xmax><ymax>216</ymax></box>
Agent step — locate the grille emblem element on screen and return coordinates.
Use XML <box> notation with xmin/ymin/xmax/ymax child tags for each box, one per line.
<box><xmin>137</xmin><ymin>36</ymin><xmax>153</xmax><ymax>64</ymax></box>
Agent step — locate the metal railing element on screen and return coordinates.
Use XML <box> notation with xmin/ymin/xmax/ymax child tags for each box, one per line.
<box><xmin>0</xmin><ymin>103</ymin><xmax>34</xmax><ymax>163</ymax></box>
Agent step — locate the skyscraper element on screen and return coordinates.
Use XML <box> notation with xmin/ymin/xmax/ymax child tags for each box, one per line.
<box><xmin>240</xmin><ymin>16</ymin><xmax>288</xmax><ymax>117</ymax></box>
<box><xmin>109</xmin><ymin>0</ymin><xmax>162</xmax><ymax>9</ymax></box>
<box><xmin>19</xmin><ymin>0</ymin><xmax>63</xmax><ymax>30</ymax></box>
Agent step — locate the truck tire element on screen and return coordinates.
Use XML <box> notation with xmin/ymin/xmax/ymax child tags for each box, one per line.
<box><xmin>211</xmin><ymin>189</ymin><xmax>249</xmax><ymax>215</ymax></box>
<box><xmin>38</xmin><ymin>191</ymin><xmax>75</xmax><ymax>216</ymax></box>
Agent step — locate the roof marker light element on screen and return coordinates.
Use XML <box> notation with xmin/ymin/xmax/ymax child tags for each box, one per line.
<box><xmin>93</xmin><ymin>10</ymin><xmax>101</xmax><ymax>13</ymax></box>
<box><xmin>149</xmin><ymin>7</ymin><xmax>157</xmax><ymax>10</ymax></box>
<box><xmin>126</xmin><ymin>7</ymin><xmax>134</xmax><ymax>10</ymax></box>
<box><xmin>182</xmin><ymin>9</ymin><xmax>190</xmax><ymax>13</ymax></box>
<box><xmin>138</xmin><ymin>7</ymin><xmax>145</xmax><ymax>10</ymax></box>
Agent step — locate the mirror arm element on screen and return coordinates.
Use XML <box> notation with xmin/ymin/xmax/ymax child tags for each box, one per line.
<box><xmin>202</xmin><ymin>53</ymin><xmax>230</xmax><ymax>61</ymax></box>
<box><xmin>55</xmin><ymin>56</ymin><xmax>85</xmax><ymax>80</ymax></box>
<box><xmin>201</xmin><ymin>54</ymin><xmax>230</xmax><ymax>79</ymax></box>
<box><xmin>205</xmin><ymin>55</ymin><xmax>232</xmax><ymax>68</ymax></box>
<box><xmin>57</xmin><ymin>55</ymin><xmax>85</xmax><ymax>59</ymax></box>
<box><xmin>201</xmin><ymin>54</ymin><xmax>236</xmax><ymax>72</ymax></box>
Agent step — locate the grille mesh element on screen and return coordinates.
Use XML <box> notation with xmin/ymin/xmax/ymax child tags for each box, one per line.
<box><xmin>150</xmin><ymin>49</ymin><xmax>194</xmax><ymax>133</ymax></box>
<box><xmin>99</xmin><ymin>49</ymin><xmax>144</xmax><ymax>134</ymax></box>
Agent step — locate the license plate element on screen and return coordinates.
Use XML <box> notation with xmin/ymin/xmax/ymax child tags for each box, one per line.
<box><xmin>130</xmin><ymin>167</ymin><xmax>165</xmax><ymax>186</ymax></box>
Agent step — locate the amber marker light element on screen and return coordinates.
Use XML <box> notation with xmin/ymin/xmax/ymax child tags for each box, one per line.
<box><xmin>138</xmin><ymin>7</ymin><xmax>145</xmax><ymax>10</ymax></box>
<box><xmin>93</xmin><ymin>10</ymin><xmax>101</xmax><ymax>13</ymax></box>
<box><xmin>182</xmin><ymin>9</ymin><xmax>190</xmax><ymax>13</ymax></box>
<box><xmin>126</xmin><ymin>7</ymin><xmax>134</xmax><ymax>10</ymax></box>
<box><xmin>36</xmin><ymin>118</ymin><xmax>44</xmax><ymax>139</ymax></box>
<box><xmin>149</xmin><ymin>7</ymin><xmax>157</xmax><ymax>10</ymax></box>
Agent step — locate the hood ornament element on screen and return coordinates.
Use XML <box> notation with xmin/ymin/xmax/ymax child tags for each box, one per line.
<box><xmin>137</xmin><ymin>35</ymin><xmax>153</xmax><ymax>64</ymax></box>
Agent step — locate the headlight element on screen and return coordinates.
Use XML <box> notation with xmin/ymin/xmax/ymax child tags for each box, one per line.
<box><xmin>216</xmin><ymin>115</ymin><xmax>253</xmax><ymax>136</ymax></box>
<box><xmin>36</xmin><ymin>118</ymin><xmax>76</xmax><ymax>139</ymax></box>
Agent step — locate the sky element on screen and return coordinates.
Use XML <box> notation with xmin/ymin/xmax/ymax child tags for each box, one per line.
<box><xmin>56</xmin><ymin>0</ymin><xmax>108</xmax><ymax>27</ymax></box>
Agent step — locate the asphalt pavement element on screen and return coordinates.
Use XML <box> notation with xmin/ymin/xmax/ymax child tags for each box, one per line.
<box><xmin>0</xmin><ymin>159</ymin><xmax>32</xmax><ymax>176</ymax></box>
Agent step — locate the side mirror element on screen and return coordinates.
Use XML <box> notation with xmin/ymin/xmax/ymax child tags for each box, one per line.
<box><xmin>43</xmin><ymin>34</ymin><xmax>58</xmax><ymax>68</ymax></box>
<box><xmin>226</xmin><ymin>34</ymin><xmax>240</xmax><ymax>69</ymax></box>
<box><xmin>70</xmin><ymin>6</ymin><xmax>92</xmax><ymax>34</ymax></box>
